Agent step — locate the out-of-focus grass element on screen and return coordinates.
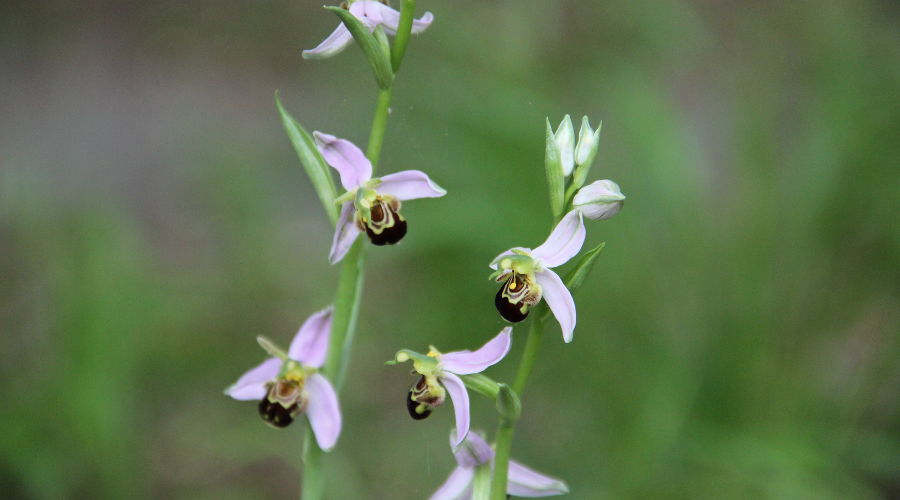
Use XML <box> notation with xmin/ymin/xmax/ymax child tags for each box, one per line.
<box><xmin>1</xmin><ymin>0</ymin><xmax>898</xmax><ymax>498</ymax></box>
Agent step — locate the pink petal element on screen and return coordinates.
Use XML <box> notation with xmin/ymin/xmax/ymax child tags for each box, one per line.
<box><xmin>301</xmin><ymin>23</ymin><xmax>354</xmax><ymax>59</ymax></box>
<box><xmin>287</xmin><ymin>307</ymin><xmax>333</xmax><ymax>368</ymax></box>
<box><xmin>441</xmin><ymin>327</ymin><xmax>512</xmax><ymax>375</ymax></box>
<box><xmin>313</xmin><ymin>131</ymin><xmax>372</xmax><ymax>190</ymax></box>
<box><xmin>506</xmin><ymin>460</ymin><xmax>569</xmax><ymax>497</ymax></box>
<box><xmin>225</xmin><ymin>357</ymin><xmax>280</xmax><ymax>401</ymax></box>
<box><xmin>450</xmin><ymin>431</ymin><xmax>494</xmax><ymax>468</ymax></box>
<box><xmin>441</xmin><ymin>373</ymin><xmax>470</xmax><ymax>447</ymax></box>
<box><xmin>531</xmin><ymin>210</ymin><xmax>585</xmax><ymax>268</ymax></box>
<box><xmin>329</xmin><ymin>202</ymin><xmax>361</xmax><ymax>264</ymax></box>
<box><xmin>377</xmin><ymin>170</ymin><xmax>446</xmax><ymax>201</ymax></box>
<box><xmin>429</xmin><ymin>465</ymin><xmax>474</xmax><ymax>500</ymax></box>
<box><xmin>535</xmin><ymin>269</ymin><xmax>576</xmax><ymax>343</ymax></box>
<box><xmin>360</xmin><ymin>1</ymin><xmax>435</xmax><ymax>35</ymax></box>
<box><xmin>305</xmin><ymin>373</ymin><xmax>342</xmax><ymax>451</ymax></box>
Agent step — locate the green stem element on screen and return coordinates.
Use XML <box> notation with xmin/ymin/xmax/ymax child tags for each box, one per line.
<box><xmin>366</xmin><ymin>87</ymin><xmax>393</xmax><ymax>169</ymax></box>
<box><xmin>300</xmin><ymin>3</ymin><xmax>419</xmax><ymax>498</ymax></box>
<box><xmin>390</xmin><ymin>0</ymin><xmax>416</xmax><ymax>72</ymax></box>
<box><xmin>512</xmin><ymin>308</ymin><xmax>546</xmax><ymax>395</ymax></box>
<box><xmin>489</xmin><ymin>423</ymin><xmax>515</xmax><ymax>500</ymax></box>
<box><xmin>490</xmin><ymin>307</ymin><xmax>547</xmax><ymax>500</ymax></box>
<box><xmin>472</xmin><ymin>463</ymin><xmax>493</xmax><ymax>500</ymax></box>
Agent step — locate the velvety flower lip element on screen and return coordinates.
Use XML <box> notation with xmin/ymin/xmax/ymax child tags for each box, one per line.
<box><xmin>303</xmin><ymin>1</ymin><xmax>435</xmax><ymax>59</ymax></box>
<box><xmin>313</xmin><ymin>131</ymin><xmax>445</xmax><ymax>264</ymax></box>
<box><xmin>395</xmin><ymin>328</ymin><xmax>512</xmax><ymax>447</ymax></box>
<box><xmin>490</xmin><ymin>210</ymin><xmax>585</xmax><ymax>342</ymax></box>
<box><xmin>225</xmin><ymin>307</ymin><xmax>342</xmax><ymax>450</ymax></box>
<box><xmin>430</xmin><ymin>431</ymin><xmax>569</xmax><ymax>500</ymax></box>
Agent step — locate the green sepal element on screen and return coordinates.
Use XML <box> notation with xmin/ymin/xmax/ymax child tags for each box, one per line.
<box><xmin>391</xmin><ymin>349</ymin><xmax>439</xmax><ymax>374</ymax></box>
<box><xmin>563</xmin><ymin>242</ymin><xmax>606</xmax><ymax>293</ymax></box>
<box><xmin>325</xmin><ymin>6</ymin><xmax>394</xmax><ymax>90</ymax></box>
<box><xmin>460</xmin><ymin>373</ymin><xmax>501</xmax><ymax>400</ymax></box>
<box><xmin>275</xmin><ymin>93</ymin><xmax>339</xmax><ymax>226</ymax></box>
<box><xmin>544</xmin><ymin>118</ymin><xmax>566</xmax><ymax>220</ymax></box>
<box><xmin>496</xmin><ymin>384</ymin><xmax>521</xmax><ymax>424</ymax></box>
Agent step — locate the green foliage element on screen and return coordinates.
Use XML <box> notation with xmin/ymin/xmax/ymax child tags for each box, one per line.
<box><xmin>1</xmin><ymin>0</ymin><xmax>898</xmax><ymax>498</ymax></box>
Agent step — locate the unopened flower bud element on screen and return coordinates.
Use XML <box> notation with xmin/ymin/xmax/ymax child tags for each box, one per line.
<box><xmin>553</xmin><ymin>115</ymin><xmax>576</xmax><ymax>176</ymax></box>
<box><xmin>573</xmin><ymin>180</ymin><xmax>625</xmax><ymax>220</ymax></box>
<box><xmin>574</xmin><ymin>116</ymin><xmax>601</xmax><ymax>167</ymax></box>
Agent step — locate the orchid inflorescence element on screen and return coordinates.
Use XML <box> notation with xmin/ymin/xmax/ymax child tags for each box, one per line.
<box><xmin>224</xmin><ymin>2</ymin><xmax>625</xmax><ymax>499</ymax></box>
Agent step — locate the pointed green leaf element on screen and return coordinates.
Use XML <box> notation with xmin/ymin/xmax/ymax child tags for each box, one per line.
<box><xmin>325</xmin><ymin>6</ymin><xmax>394</xmax><ymax>89</ymax></box>
<box><xmin>275</xmin><ymin>94</ymin><xmax>339</xmax><ymax>226</ymax></box>
<box><xmin>563</xmin><ymin>242</ymin><xmax>606</xmax><ymax>293</ymax></box>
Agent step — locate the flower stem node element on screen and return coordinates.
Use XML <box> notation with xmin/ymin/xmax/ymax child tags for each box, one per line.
<box><xmin>390</xmin><ymin>328</ymin><xmax>512</xmax><ymax>446</ymax></box>
<box><xmin>225</xmin><ymin>307</ymin><xmax>343</xmax><ymax>451</ymax></box>
<box><xmin>489</xmin><ymin>210</ymin><xmax>586</xmax><ymax>342</ymax></box>
<box><xmin>313</xmin><ymin>131</ymin><xmax>446</xmax><ymax>264</ymax></box>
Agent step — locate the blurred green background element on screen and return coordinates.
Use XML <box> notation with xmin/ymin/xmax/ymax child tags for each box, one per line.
<box><xmin>1</xmin><ymin>0</ymin><xmax>898</xmax><ymax>498</ymax></box>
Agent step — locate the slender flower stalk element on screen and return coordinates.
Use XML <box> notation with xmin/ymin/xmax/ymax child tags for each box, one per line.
<box><xmin>299</xmin><ymin>2</ymin><xmax>424</xmax><ymax>499</ymax></box>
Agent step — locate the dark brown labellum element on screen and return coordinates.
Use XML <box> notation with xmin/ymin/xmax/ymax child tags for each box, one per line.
<box><xmin>495</xmin><ymin>286</ymin><xmax>529</xmax><ymax>322</ymax></box>
<box><xmin>406</xmin><ymin>390</ymin><xmax>432</xmax><ymax>420</ymax></box>
<box><xmin>259</xmin><ymin>397</ymin><xmax>295</xmax><ymax>428</ymax></box>
<box><xmin>360</xmin><ymin>198</ymin><xmax>407</xmax><ymax>246</ymax></box>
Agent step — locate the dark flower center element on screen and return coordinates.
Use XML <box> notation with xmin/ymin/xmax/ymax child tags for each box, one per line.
<box><xmin>357</xmin><ymin>197</ymin><xmax>407</xmax><ymax>246</ymax></box>
<box><xmin>495</xmin><ymin>272</ymin><xmax>541</xmax><ymax>323</ymax></box>
<box><xmin>406</xmin><ymin>375</ymin><xmax>444</xmax><ymax>420</ymax></box>
<box><xmin>258</xmin><ymin>379</ymin><xmax>306</xmax><ymax>428</ymax></box>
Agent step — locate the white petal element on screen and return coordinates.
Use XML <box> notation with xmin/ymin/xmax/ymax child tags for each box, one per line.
<box><xmin>305</xmin><ymin>373</ymin><xmax>342</xmax><ymax>451</ymax></box>
<box><xmin>329</xmin><ymin>202</ymin><xmax>361</xmax><ymax>265</ymax></box>
<box><xmin>429</xmin><ymin>465</ymin><xmax>474</xmax><ymax>500</ymax></box>
<box><xmin>287</xmin><ymin>307</ymin><xmax>333</xmax><ymax>368</ymax></box>
<box><xmin>531</xmin><ymin>210</ymin><xmax>585</xmax><ymax>268</ymax></box>
<box><xmin>535</xmin><ymin>269</ymin><xmax>576</xmax><ymax>343</ymax></box>
<box><xmin>507</xmin><ymin>460</ymin><xmax>569</xmax><ymax>497</ymax></box>
<box><xmin>224</xmin><ymin>357</ymin><xmax>280</xmax><ymax>401</ymax></box>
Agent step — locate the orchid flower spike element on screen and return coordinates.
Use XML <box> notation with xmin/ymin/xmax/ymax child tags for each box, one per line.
<box><xmin>573</xmin><ymin>179</ymin><xmax>625</xmax><ymax>220</ymax></box>
<box><xmin>430</xmin><ymin>431</ymin><xmax>569</xmax><ymax>500</ymax></box>
<box><xmin>489</xmin><ymin>210</ymin><xmax>586</xmax><ymax>342</ymax></box>
<box><xmin>391</xmin><ymin>328</ymin><xmax>512</xmax><ymax>447</ymax></box>
<box><xmin>303</xmin><ymin>0</ymin><xmax>435</xmax><ymax>59</ymax></box>
<box><xmin>224</xmin><ymin>307</ymin><xmax>342</xmax><ymax>451</ymax></box>
<box><xmin>314</xmin><ymin>131</ymin><xmax>446</xmax><ymax>264</ymax></box>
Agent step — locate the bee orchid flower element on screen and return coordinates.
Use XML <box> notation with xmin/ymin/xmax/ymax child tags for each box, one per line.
<box><xmin>225</xmin><ymin>307</ymin><xmax>342</xmax><ymax>451</ymax></box>
<box><xmin>391</xmin><ymin>327</ymin><xmax>512</xmax><ymax>447</ymax></box>
<box><xmin>489</xmin><ymin>210</ymin><xmax>586</xmax><ymax>342</ymax></box>
<box><xmin>303</xmin><ymin>0</ymin><xmax>435</xmax><ymax>59</ymax></box>
<box><xmin>430</xmin><ymin>431</ymin><xmax>569</xmax><ymax>499</ymax></box>
<box><xmin>314</xmin><ymin>131</ymin><xmax>446</xmax><ymax>264</ymax></box>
